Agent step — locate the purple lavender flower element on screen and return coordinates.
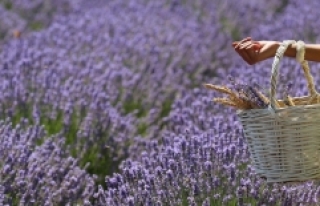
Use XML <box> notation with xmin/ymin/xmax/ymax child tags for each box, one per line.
<box><xmin>1</xmin><ymin>0</ymin><xmax>320</xmax><ymax>205</ymax></box>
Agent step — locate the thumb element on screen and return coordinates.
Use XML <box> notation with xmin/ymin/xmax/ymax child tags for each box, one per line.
<box><xmin>252</xmin><ymin>43</ymin><xmax>262</xmax><ymax>50</ymax></box>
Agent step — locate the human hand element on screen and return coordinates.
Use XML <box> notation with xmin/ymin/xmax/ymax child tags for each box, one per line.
<box><xmin>232</xmin><ymin>37</ymin><xmax>280</xmax><ymax>65</ymax></box>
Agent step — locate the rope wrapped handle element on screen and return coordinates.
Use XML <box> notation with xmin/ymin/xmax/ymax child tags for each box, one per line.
<box><xmin>269</xmin><ymin>40</ymin><xmax>319</xmax><ymax>110</ymax></box>
<box><xmin>296</xmin><ymin>41</ymin><xmax>320</xmax><ymax>104</ymax></box>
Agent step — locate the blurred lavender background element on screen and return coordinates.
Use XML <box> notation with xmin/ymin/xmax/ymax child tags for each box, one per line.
<box><xmin>1</xmin><ymin>0</ymin><xmax>320</xmax><ymax>205</ymax></box>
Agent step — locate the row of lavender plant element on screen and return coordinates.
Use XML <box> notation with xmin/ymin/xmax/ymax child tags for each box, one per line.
<box><xmin>96</xmin><ymin>0</ymin><xmax>320</xmax><ymax>205</ymax></box>
<box><xmin>2</xmin><ymin>0</ymin><xmax>320</xmax><ymax>205</ymax></box>
<box><xmin>0</xmin><ymin>0</ymin><xmax>86</xmax><ymax>42</ymax></box>
<box><xmin>99</xmin><ymin>89</ymin><xmax>320</xmax><ymax>205</ymax></box>
<box><xmin>0</xmin><ymin>0</ymin><xmax>234</xmax><ymax>192</ymax></box>
<box><xmin>0</xmin><ymin>118</ymin><xmax>96</xmax><ymax>205</ymax></box>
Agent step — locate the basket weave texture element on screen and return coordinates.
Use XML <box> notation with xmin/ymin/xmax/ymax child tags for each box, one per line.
<box><xmin>237</xmin><ymin>40</ymin><xmax>320</xmax><ymax>183</ymax></box>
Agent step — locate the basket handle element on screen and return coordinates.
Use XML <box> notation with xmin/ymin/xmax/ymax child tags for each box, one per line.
<box><xmin>269</xmin><ymin>40</ymin><xmax>296</xmax><ymax>110</ymax></box>
<box><xmin>269</xmin><ymin>40</ymin><xmax>320</xmax><ymax>110</ymax></box>
<box><xmin>295</xmin><ymin>40</ymin><xmax>320</xmax><ymax>104</ymax></box>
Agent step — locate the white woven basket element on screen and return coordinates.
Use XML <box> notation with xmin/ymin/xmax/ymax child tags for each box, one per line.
<box><xmin>237</xmin><ymin>40</ymin><xmax>320</xmax><ymax>183</ymax></box>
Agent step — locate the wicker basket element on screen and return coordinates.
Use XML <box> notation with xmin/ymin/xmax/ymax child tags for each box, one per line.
<box><xmin>237</xmin><ymin>40</ymin><xmax>320</xmax><ymax>183</ymax></box>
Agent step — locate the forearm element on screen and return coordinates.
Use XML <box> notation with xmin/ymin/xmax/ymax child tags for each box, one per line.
<box><xmin>271</xmin><ymin>42</ymin><xmax>320</xmax><ymax>62</ymax></box>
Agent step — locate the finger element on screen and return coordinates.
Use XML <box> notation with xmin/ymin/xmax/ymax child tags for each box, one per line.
<box><xmin>246</xmin><ymin>45</ymin><xmax>260</xmax><ymax>64</ymax></box>
<box><xmin>234</xmin><ymin>48</ymin><xmax>252</xmax><ymax>65</ymax></box>
<box><xmin>235</xmin><ymin>41</ymin><xmax>253</xmax><ymax>52</ymax></box>
<box><xmin>247</xmin><ymin>43</ymin><xmax>261</xmax><ymax>51</ymax></box>
<box><xmin>234</xmin><ymin>39</ymin><xmax>250</xmax><ymax>49</ymax></box>
<box><xmin>246</xmin><ymin>49</ymin><xmax>258</xmax><ymax>64</ymax></box>
<box><xmin>232</xmin><ymin>39</ymin><xmax>251</xmax><ymax>48</ymax></box>
<box><xmin>232</xmin><ymin>37</ymin><xmax>251</xmax><ymax>45</ymax></box>
<box><xmin>242</xmin><ymin>43</ymin><xmax>260</xmax><ymax>52</ymax></box>
<box><xmin>234</xmin><ymin>37</ymin><xmax>252</xmax><ymax>49</ymax></box>
<box><xmin>232</xmin><ymin>40</ymin><xmax>243</xmax><ymax>45</ymax></box>
<box><xmin>238</xmin><ymin>42</ymin><xmax>258</xmax><ymax>65</ymax></box>
<box><xmin>239</xmin><ymin>41</ymin><xmax>253</xmax><ymax>49</ymax></box>
<box><xmin>240</xmin><ymin>43</ymin><xmax>262</xmax><ymax>62</ymax></box>
<box><xmin>234</xmin><ymin>41</ymin><xmax>253</xmax><ymax>64</ymax></box>
<box><xmin>242</xmin><ymin>51</ymin><xmax>254</xmax><ymax>65</ymax></box>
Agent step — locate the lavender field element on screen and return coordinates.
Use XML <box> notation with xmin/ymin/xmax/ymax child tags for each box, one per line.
<box><xmin>1</xmin><ymin>0</ymin><xmax>320</xmax><ymax>205</ymax></box>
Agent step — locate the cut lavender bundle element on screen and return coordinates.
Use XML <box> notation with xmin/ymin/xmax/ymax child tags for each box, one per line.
<box><xmin>204</xmin><ymin>76</ymin><xmax>269</xmax><ymax>110</ymax></box>
<box><xmin>234</xmin><ymin>83</ymin><xmax>269</xmax><ymax>109</ymax></box>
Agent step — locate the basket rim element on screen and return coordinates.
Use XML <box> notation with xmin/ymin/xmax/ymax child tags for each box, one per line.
<box><xmin>236</xmin><ymin>102</ymin><xmax>320</xmax><ymax>115</ymax></box>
